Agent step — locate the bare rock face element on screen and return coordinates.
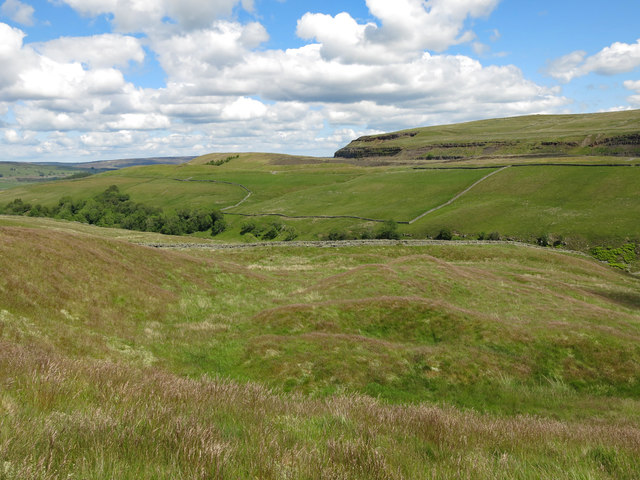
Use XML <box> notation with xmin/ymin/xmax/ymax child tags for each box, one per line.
<box><xmin>334</xmin><ymin>146</ymin><xmax>403</xmax><ymax>159</ymax></box>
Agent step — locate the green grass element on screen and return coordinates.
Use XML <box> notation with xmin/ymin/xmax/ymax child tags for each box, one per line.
<box><xmin>2</xmin><ymin>157</ymin><xmax>639</xmax><ymax>252</ymax></box>
<box><xmin>2</xmin><ymin>223</ymin><xmax>640</xmax><ymax>415</ymax></box>
<box><xmin>231</xmin><ymin>168</ymin><xmax>493</xmax><ymax>219</ymax></box>
<box><xmin>0</xmin><ymin>111</ymin><xmax>639</xmax><ymax>249</ymax></box>
<box><xmin>1</xmin><ymin>223</ymin><xmax>640</xmax><ymax>477</ymax></box>
<box><xmin>0</xmin><ymin>162</ymin><xmax>84</xmax><ymax>190</ymax></box>
<box><xmin>338</xmin><ymin>110</ymin><xmax>640</xmax><ymax>161</ymax></box>
<box><xmin>3</xmin><ymin>111</ymin><xmax>640</xmax><ymax>477</ymax></box>
<box><xmin>407</xmin><ymin>165</ymin><xmax>640</xmax><ymax>248</ymax></box>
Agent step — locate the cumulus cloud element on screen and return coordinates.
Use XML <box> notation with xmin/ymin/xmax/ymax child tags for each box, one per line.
<box><xmin>1</xmin><ymin>0</ymin><xmax>34</xmax><ymax>26</ymax></box>
<box><xmin>297</xmin><ymin>0</ymin><xmax>501</xmax><ymax>64</ymax></box>
<box><xmin>35</xmin><ymin>34</ymin><xmax>145</xmax><ymax>69</ymax></box>
<box><xmin>151</xmin><ymin>21</ymin><xmax>268</xmax><ymax>81</ymax></box>
<box><xmin>161</xmin><ymin>43</ymin><xmax>565</xmax><ymax>116</ymax></box>
<box><xmin>106</xmin><ymin>113</ymin><xmax>171</xmax><ymax>130</ymax></box>
<box><xmin>624</xmin><ymin>79</ymin><xmax>640</xmax><ymax>106</ymax></box>
<box><xmin>0</xmin><ymin>0</ymin><xmax>574</xmax><ymax>162</ymax></box>
<box><xmin>221</xmin><ymin>97</ymin><xmax>267</xmax><ymax>121</ymax></box>
<box><xmin>59</xmin><ymin>0</ymin><xmax>249</xmax><ymax>32</ymax></box>
<box><xmin>547</xmin><ymin>39</ymin><xmax>640</xmax><ymax>82</ymax></box>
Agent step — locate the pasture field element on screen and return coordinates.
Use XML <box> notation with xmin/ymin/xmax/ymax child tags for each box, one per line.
<box><xmin>1</xmin><ymin>223</ymin><xmax>640</xmax><ymax>478</ymax></box>
<box><xmin>336</xmin><ymin>109</ymin><xmax>640</xmax><ymax>161</ymax></box>
<box><xmin>0</xmin><ymin>162</ymin><xmax>84</xmax><ymax>190</ymax></box>
<box><xmin>406</xmin><ymin>165</ymin><xmax>640</xmax><ymax>248</ymax></box>
<box><xmin>2</xmin><ymin>111</ymin><xmax>640</xmax><ymax>477</ymax></box>
<box><xmin>0</xmin><ymin>154</ymin><xmax>639</xmax><ymax>255</ymax></box>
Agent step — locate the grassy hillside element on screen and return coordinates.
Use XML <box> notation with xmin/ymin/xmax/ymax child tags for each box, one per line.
<box><xmin>1</xmin><ymin>223</ymin><xmax>640</xmax><ymax>478</ymax></box>
<box><xmin>407</xmin><ymin>165</ymin><xmax>640</xmax><ymax>249</ymax></box>
<box><xmin>0</xmin><ymin>162</ymin><xmax>85</xmax><ymax>190</ymax></box>
<box><xmin>0</xmin><ymin>111</ymin><xmax>639</xmax><ymax>259</ymax></box>
<box><xmin>336</xmin><ymin>110</ymin><xmax>640</xmax><ymax>162</ymax></box>
<box><xmin>2</xmin><ymin>112</ymin><xmax>640</xmax><ymax>478</ymax></box>
<box><xmin>1</xmin><ymin>155</ymin><xmax>638</xmax><ymax>253</ymax></box>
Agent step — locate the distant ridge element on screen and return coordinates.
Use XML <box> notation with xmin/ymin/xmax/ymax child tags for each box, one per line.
<box><xmin>38</xmin><ymin>156</ymin><xmax>197</xmax><ymax>170</ymax></box>
<box><xmin>335</xmin><ymin>110</ymin><xmax>640</xmax><ymax>162</ymax></box>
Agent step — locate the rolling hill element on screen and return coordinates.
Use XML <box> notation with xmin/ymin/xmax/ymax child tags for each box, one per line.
<box><xmin>2</xmin><ymin>110</ymin><xmax>640</xmax><ymax>478</ymax></box>
<box><xmin>335</xmin><ymin>109</ymin><xmax>640</xmax><ymax>163</ymax></box>
<box><xmin>1</xmin><ymin>221</ymin><xmax>640</xmax><ymax>478</ymax></box>
<box><xmin>0</xmin><ymin>111</ymin><xmax>639</xmax><ymax>259</ymax></box>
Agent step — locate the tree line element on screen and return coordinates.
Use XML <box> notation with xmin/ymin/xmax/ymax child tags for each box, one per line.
<box><xmin>1</xmin><ymin>185</ymin><xmax>227</xmax><ymax>236</ymax></box>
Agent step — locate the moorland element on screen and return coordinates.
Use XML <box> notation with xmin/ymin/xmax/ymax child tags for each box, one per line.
<box><xmin>1</xmin><ymin>110</ymin><xmax>640</xmax><ymax>479</ymax></box>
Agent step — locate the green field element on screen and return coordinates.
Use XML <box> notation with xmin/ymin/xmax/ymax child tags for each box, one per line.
<box><xmin>0</xmin><ymin>162</ymin><xmax>86</xmax><ymax>190</ymax></box>
<box><xmin>336</xmin><ymin>109</ymin><xmax>640</xmax><ymax>162</ymax></box>
<box><xmin>1</xmin><ymin>152</ymin><xmax>638</xmax><ymax>254</ymax></box>
<box><xmin>2</xmin><ymin>111</ymin><xmax>640</xmax><ymax>478</ymax></box>
<box><xmin>1</xmin><ymin>222</ymin><xmax>640</xmax><ymax>478</ymax></box>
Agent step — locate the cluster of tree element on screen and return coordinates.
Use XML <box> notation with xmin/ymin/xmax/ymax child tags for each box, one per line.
<box><xmin>240</xmin><ymin>219</ymin><xmax>298</xmax><ymax>241</ymax></box>
<box><xmin>1</xmin><ymin>185</ymin><xmax>227</xmax><ymax>236</ymax></box>
<box><xmin>206</xmin><ymin>154</ymin><xmax>239</xmax><ymax>166</ymax></box>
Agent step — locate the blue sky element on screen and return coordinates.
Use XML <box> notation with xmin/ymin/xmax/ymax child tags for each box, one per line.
<box><xmin>1</xmin><ymin>0</ymin><xmax>639</xmax><ymax>162</ymax></box>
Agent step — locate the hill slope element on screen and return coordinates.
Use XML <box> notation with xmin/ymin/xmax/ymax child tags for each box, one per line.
<box><xmin>1</xmin><ymin>111</ymin><xmax>639</xmax><ymax>253</ymax></box>
<box><xmin>2</xmin><ymin>224</ymin><xmax>640</xmax><ymax>478</ymax></box>
<box><xmin>335</xmin><ymin>110</ymin><xmax>640</xmax><ymax>162</ymax></box>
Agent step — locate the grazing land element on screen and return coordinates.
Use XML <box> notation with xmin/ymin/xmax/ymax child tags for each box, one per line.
<box><xmin>1</xmin><ymin>223</ymin><xmax>640</xmax><ymax>478</ymax></box>
<box><xmin>0</xmin><ymin>162</ymin><xmax>87</xmax><ymax>190</ymax></box>
<box><xmin>336</xmin><ymin>109</ymin><xmax>640</xmax><ymax>162</ymax></box>
<box><xmin>2</xmin><ymin>110</ymin><xmax>640</xmax><ymax>478</ymax></box>
<box><xmin>1</xmin><ymin>154</ymin><xmax>639</xmax><ymax>256</ymax></box>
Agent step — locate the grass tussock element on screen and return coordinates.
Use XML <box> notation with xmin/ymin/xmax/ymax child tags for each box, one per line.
<box><xmin>2</xmin><ymin>226</ymin><xmax>640</xmax><ymax>477</ymax></box>
<box><xmin>2</xmin><ymin>340</ymin><xmax>640</xmax><ymax>480</ymax></box>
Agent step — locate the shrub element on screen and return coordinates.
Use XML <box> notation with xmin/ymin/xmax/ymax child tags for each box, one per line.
<box><xmin>211</xmin><ymin>218</ymin><xmax>227</xmax><ymax>236</ymax></box>
<box><xmin>436</xmin><ymin>228</ymin><xmax>453</xmax><ymax>241</ymax></box>
<box><xmin>283</xmin><ymin>227</ymin><xmax>298</xmax><ymax>241</ymax></box>
<box><xmin>590</xmin><ymin>243</ymin><xmax>636</xmax><ymax>269</ymax></box>
<box><xmin>537</xmin><ymin>234</ymin><xmax>549</xmax><ymax>247</ymax></box>
<box><xmin>210</xmin><ymin>210</ymin><xmax>227</xmax><ymax>235</ymax></box>
<box><xmin>328</xmin><ymin>228</ymin><xmax>348</xmax><ymax>241</ymax></box>
<box><xmin>26</xmin><ymin>204</ymin><xmax>50</xmax><ymax>217</ymax></box>
<box><xmin>206</xmin><ymin>154</ymin><xmax>239</xmax><ymax>166</ymax></box>
<box><xmin>552</xmin><ymin>235</ymin><xmax>564</xmax><ymax>247</ymax></box>
<box><xmin>240</xmin><ymin>220</ymin><xmax>257</xmax><ymax>235</ymax></box>
<box><xmin>375</xmin><ymin>220</ymin><xmax>401</xmax><ymax>240</ymax></box>
<box><xmin>261</xmin><ymin>221</ymin><xmax>283</xmax><ymax>240</ymax></box>
<box><xmin>159</xmin><ymin>215</ymin><xmax>184</xmax><ymax>236</ymax></box>
<box><xmin>3</xmin><ymin>198</ymin><xmax>31</xmax><ymax>215</ymax></box>
<box><xmin>488</xmin><ymin>231</ymin><xmax>500</xmax><ymax>241</ymax></box>
<box><xmin>359</xmin><ymin>229</ymin><xmax>373</xmax><ymax>240</ymax></box>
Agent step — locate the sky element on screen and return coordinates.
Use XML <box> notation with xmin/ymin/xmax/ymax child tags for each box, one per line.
<box><xmin>0</xmin><ymin>0</ymin><xmax>639</xmax><ymax>163</ymax></box>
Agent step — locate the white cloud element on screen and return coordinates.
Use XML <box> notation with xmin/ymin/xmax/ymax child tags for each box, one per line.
<box><xmin>4</xmin><ymin>128</ymin><xmax>19</xmax><ymax>142</ymax></box>
<box><xmin>473</xmin><ymin>42</ymin><xmax>490</xmax><ymax>55</ymax></box>
<box><xmin>59</xmin><ymin>0</ymin><xmax>249</xmax><ymax>32</ymax></box>
<box><xmin>106</xmin><ymin>113</ymin><xmax>170</xmax><ymax>130</ymax></box>
<box><xmin>547</xmin><ymin>39</ymin><xmax>640</xmax><ymax>82</ymax></box>
<box><xmin>624</xmin><ymin>79</ymin><xmax>640</xmax><ymax>106</ymax></box>
<box><xmin>221</xmin><ymin>97</ymin><xmax>267</xmax><ymax>120</ymax></box>
<box><xmin>80</xmin><ymin>131</ymin><xmax>137</xmax><ymax>147</ymax></box>
<box><xmin>151</xmin><ymin>21</ymin><xmax>268</xmax><ymax>81</ymax></box>
<box><xmin>0</xmin><ymin>0</ymin><xmax>574</xmax><ymax>162</ymax></box>
<box><xmin>35</xmin><ymin>34</ymin><xmax>145</xmax><ymax>69</ymax></box>
<box><xmin>0</xmin><ymin>22</ymin><xmax>28</xmax><ymax>89</ymax></box>
<box><xmin>1</xmin><ymin>0</ymin><xmax>34</xmax><ymax>26</ymax></box>
<box><xmin>297</xmin><ymin>0</ymin><xmax>501</xmax><ymax>64</ymax></box>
